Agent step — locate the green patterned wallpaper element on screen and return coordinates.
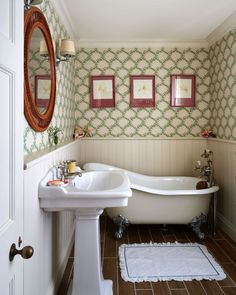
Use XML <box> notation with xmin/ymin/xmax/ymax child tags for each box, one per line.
<box><xmin>75</xmin><ymin>48</ymin><xmax>211</xmax><ymax>137</ymax></box>
<box><xmin>24</xmin><ymin>0</ymin><xmax>76</xmax><ymax>155</ymax></box>
<box><xmin>209</xmin><ymin>29</ymin><xmax>236</xmax><ymax>140</ymax></box>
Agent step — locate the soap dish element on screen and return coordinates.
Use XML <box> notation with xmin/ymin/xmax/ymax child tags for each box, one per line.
<box><xmin>47</xmin><ymin>180</ymin><xmax>68</xmax><ymax>187</ymax></box>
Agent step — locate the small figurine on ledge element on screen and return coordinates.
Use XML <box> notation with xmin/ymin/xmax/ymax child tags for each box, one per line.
<box><xmin>73</xmin><ymin>126</ymin><xmax>92</xmax><ymax>139</ymax></box>
<box><xmin>199</xmin><ymin>129</ymin><xmax>216</xmax><ymax>138</ymax></box>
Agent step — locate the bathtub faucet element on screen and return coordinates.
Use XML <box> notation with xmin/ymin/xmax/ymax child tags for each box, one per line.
<box><xmin>195</xmin><ymin>150</ymin><xmax>214</xmax><ymax>187</ymax></box>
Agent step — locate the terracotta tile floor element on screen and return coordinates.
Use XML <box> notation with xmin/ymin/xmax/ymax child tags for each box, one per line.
<box><xmin>57</xmin><ymin>216</ymin><xmax>236</xmax><ymax>295</ymax></box>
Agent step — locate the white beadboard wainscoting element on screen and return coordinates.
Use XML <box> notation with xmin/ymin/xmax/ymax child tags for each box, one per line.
<box><xmin>78</xmin><ymin>138</ymin><xmax>207</xmax><ymax>176</ymax></box>
<box><xmin>208</xmin><ymin>138</ymin><xmax>236</xmax><ymax>241</ymax></box>
<box><xmin>23</xmin><ymin>141</ymin><xmax>80</xmax><ymax>295</ymax></box>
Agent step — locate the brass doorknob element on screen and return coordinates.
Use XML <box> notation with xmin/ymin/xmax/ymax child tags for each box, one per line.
<box><xmin>9</xmin><ymin>243</ymin><xmax>34</xmax><ymax>261</ymax></box>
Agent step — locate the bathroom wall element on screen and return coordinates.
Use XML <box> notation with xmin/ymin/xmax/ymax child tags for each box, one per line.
<box><xmin>74</xmin><ymin>47</ymin><xmax>211</xmax><ymax>179</ymax></box>
<box><xmin>23</xmin><ymin>1</ymin><xmax>78</xmax><ymax>294</ymax></box>
<box><xmin>24</xmin><ymin>141</ymin><xmax>79</xmax><ymax>295</ymax></box>
<box><xmin>209</xmin><ymin>29</ymin><xmax>236</xmax><ymax>141</ymax></box>
<box><xmin>74</xmin><ymin>47</ymin><xmax>211</xmax><ymax>184</ymax></box>
<box><xmin>75</xmin><ymin>47</ymin><xmax>211</xmax><ymax>137</ymax></box>
<box><xmin>208</xmin><ymin>139</ymin><xmax>236</xmax><ymax>241</ymax></box>
<box><xmin>208</xmin><ymin>28</ymin><xmax>236</xmax><ymax>240</ymax></box>
<box><xmin>24</xmin><ymin>0</ymin><xmax>76</xmax><ymax>155</ymax></box>
<box><xmin>78</xmin><ymin>138</ymin><xmax>207</xmax><ymax>176</ymax></box>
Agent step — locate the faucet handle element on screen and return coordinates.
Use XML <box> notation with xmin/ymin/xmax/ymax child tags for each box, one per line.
<box><xmin>195</xmin><ymin>160</ymin><xmax>202</xmax><ymax>170</ymax></box>
<box><xmin>57</xmin><ymin>161</ymin><xmax>65</xmax><ymax>168</ymax></box>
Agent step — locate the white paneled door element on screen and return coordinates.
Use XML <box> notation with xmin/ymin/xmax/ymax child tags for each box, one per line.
<box><xmin>0</xmin><ymin>0</ymin><xmax>24</xmax><ymax>294</ymax></box>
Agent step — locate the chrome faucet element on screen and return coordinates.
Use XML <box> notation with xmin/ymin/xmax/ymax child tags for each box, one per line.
<box><xmin>56</xmin><ymin>162</ymin><xmax>69</xmax><ymax>181</ymax></box>
<box><xmin>56</xmin><ymin>161</ymin><xmax>82</xmax><ymax>181</ymax></box>
<box><xmin>195</xmin><ymin>149</ymin><xmax>214</xmax><ymax>187</ymax></box>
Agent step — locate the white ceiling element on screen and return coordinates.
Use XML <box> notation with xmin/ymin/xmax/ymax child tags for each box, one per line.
<box><xmin>53</xmin><ymin>0</ymin><xmax>236</xmax><ymax>47</ymax></box>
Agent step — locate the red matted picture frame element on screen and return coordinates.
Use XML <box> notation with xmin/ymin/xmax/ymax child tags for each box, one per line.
<box><xmin>90</xmin><ymin>75</ymin><xmax>115</xmax><ymax>108</ymax></box>
<box><xmin>35</xmin><ymin>75</ymin><xmax>51</xmax><ymax>108</ymax></box>
<box><xmin>170</xmin><ymin>74</ymin><xmax>195</xmax><ymax>107</ymax></box>
<box><xmin>130</xmin><ymin>75</ymin><xmax>155</xmax><ymax>107</ymax></box>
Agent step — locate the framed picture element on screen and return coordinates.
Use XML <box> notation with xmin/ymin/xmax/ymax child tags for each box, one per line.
<box><xmin>170</xmin><ymin>74</ymin><xmax>195</xmax><ymax>107</ymax></box>
<box><xmin>90</xmin><ymin>75</ymin><xmax>115</xmax><ymax>108</ymax></box>
<box><xmin>130</xmin><ymin>75</ymin><xmax>155</xmax><ymax>107</ymax></box>
<box><xmin>35</xmin><ymin>75</ymin><xmax>51</xmax><ymax>108</ymax></box>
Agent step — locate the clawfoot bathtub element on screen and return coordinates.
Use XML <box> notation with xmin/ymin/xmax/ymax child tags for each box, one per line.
<box><xmin>83</xmin><ymin>163</ymin><xmax>219</xmax><ymax>239</ymax></box>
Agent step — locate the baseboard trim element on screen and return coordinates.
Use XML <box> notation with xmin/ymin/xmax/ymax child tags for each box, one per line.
<box><xmin>217</xmin><ymin>213</ymin><xmax>236</xmax><ymax>242</ymax></box>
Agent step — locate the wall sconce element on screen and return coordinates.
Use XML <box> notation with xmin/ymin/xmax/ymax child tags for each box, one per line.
<box><xmin>56</xmin><ymin>39</ymin><xmax>76</xmax><ymax>66</ymax></box>
<box><xmin>24</xmin><ymin>0</ymin><xmax>43</xmax><ymax>10</ymax></box>
<box><xmin>39</xmin><ymin>38</ymin><xmax>75</xmax><ymax>66</ymax></box>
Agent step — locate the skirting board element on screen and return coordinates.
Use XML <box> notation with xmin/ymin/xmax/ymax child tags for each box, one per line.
<box><xmin>217</xmin><ymin>213</ymin><xmax>236</xmax><ymax>242</ymax></box>
<box><xmin>46</xmin><ymin>229</ymin><xmax>75</xmax><ymax>295</ymax></box>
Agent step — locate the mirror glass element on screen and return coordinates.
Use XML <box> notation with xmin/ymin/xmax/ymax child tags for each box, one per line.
<box><xmin>29</xmin><ymin>28</ymin><xmax>51</xmax><ymax>114</ymax></box>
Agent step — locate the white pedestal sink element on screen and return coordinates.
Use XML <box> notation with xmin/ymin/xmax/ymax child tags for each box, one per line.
<box><xmin>39</xmin><ymin>168</ymin><xmax>132</xmax><ymax>295</ymax></box>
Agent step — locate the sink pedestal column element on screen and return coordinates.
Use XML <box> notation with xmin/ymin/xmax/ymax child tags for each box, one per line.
<box><xmin>72</xmin><ymin>209</ymin><xmax>112</xmax><ymax>295</ymax></box>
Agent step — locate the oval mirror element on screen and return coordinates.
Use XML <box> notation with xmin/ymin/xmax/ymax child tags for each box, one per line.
<box><xmin>24</xmin><ymin>7</ymin><xmax>56</xmax><ymax>132</ymax></box>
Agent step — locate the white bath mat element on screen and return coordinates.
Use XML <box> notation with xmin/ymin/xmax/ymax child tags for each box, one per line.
<box><xmin>119</xmin><ymin>242</ymin><xmax>226</xmax><ymax>282</ymax></box>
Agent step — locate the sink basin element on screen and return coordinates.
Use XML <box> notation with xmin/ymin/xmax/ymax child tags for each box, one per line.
<box><xmin>39</xmin><ymin>168</ymin><xmax>132</xmax><ymax>211</ymax></box>
<box><xmin>38</xmin><ymin>167</ymin><xmax>132</xmax><ymax>295</ymax></box>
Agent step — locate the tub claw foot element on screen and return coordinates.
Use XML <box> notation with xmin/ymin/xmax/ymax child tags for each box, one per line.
<box><xmin>161</xmin><ymin>224</ymin><xmax>168</xmax><ymax>232</ymax></box>
<box><xmin>189</xmin><ymin>213</ymin><xmax>207</xmax><ymax>240</ymax></box>
<box><xmin>113</xmin><ymin>215</ymin><xmax>130</xmax><ymax>240</ymax></box>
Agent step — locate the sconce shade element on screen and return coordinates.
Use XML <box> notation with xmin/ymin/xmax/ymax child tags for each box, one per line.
<box><xmin>31</xmin><ymin>0</ymin><xmax>43</xmax><ymax>4</ymax></box>
<box><xmin>60</xmin><ymin>39</ymin><xmax>76</xmax><ymax>57</ymax></box>
<box><xmin>39</xmin><ymin>38</ymin><xmax>48</xmax><ymax>56</ymax></box>
<box><xmin>40</xmin><ymin>38</ymin><xmax>55</xmax><ymax>56</ymax></box>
